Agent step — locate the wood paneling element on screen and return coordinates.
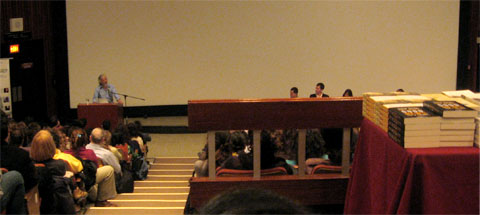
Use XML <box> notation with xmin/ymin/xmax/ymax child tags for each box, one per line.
<box><xmin>188</xmin><ymin>97</ymin><xmax>363</xmax><ymax>130</ymax></box>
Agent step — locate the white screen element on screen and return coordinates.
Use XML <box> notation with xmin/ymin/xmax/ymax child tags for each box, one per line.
<box><xmin>67</xmin><ymin>1</ymin><xmax>459</xmax><ymax>108</ymax></box>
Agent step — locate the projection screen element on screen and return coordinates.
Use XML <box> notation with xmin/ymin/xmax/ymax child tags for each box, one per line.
<box><xmin>66</xmin><ymin>1</ymin><xmax>459</xmax><ymax>108</ymax></box>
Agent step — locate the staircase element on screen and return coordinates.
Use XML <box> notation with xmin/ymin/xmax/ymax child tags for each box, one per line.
<box><xmin>86</xmin><ymin>157</ymin><xmax>196</xmax><ymax>215</ymax></box>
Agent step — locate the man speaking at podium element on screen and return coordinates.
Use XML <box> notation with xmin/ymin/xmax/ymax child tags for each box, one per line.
<box><xmin>92</xmin><ymin>74</ymin><xmax>123</xmax><ymax>105</ymax></box>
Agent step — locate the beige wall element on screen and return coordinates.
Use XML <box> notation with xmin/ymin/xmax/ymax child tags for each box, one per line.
<box><xmin>67</xmin><ymin>1</ymin><xmax>459</xmax><ymax>107</ymax></box>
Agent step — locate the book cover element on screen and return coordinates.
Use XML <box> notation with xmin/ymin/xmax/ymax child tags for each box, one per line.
<box><xmin>389</xmin><ymin>107</ymin><xmax>441</xmax><ymax>125</ymax></box>
<box><xmin>423</xmin><ymin>101</ymin><xmax>477</xmax><ymax>118</ymax></box>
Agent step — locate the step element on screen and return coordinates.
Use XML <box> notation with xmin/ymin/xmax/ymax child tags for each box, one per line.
<box><xmin>108</xmin><ymin>199</ymin><xmax>186</xmax><ymax>207</ymax></box>
<box><xmin>134</xmin><ymin>187</ymin><xmax>189</xmax><ymax>193</ymax></box>
<box><xmin>134</xmin><ymin>180</ymin><xmax>189</xmax><ymax>187</ymax></box>
<box><xmin>154</xmin><ymin>157</ymin><xmax>197</xmax><ymax>164</ymax></box>
<box><xmin>86</xmin><ymin>207</ymin><xmax>184</xmax><ymax>215</ymax></box>
<box><xmin>148</xmin><ymin>169</ymin><xmax>194</xmax><ymax>175</ymax></box>
<box><xmin>150</xmin><ymin>163</ymin><xmax>194</xmax><ymax>170</ymax></box>
<box><xmin>114</xmin><ymin>193</ymin><xmax>189</xmax><ymax>200</ymax></box>
<box><xmin>145</xmin><ymin>175</ymin><xmax>192</xmax><ymax>181</ymax></box>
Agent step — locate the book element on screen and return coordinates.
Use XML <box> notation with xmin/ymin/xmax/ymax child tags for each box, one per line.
<box><xmin>461</xmin><ymin>94</ymin><xmax>480</xmax><ymax>106</ymax></box>
<box><xmin>423</xmin><ymin>101</ymin><xmax>477</xmax><ymax>118</ymax></box>
<box><xmin>439</xmin><ymin>141</ymin><xmax>473</xmax><ymax>147</ymax></box>
<box><xmin>440</xmin><ymin>135</ymin><xmax>474</xmax><ymax>142</ymax></box>
<box><xmin>442</xmin><ymin>89</ymin><xmax>475</xmax><ymax>98</ymax></box>
<box><xmin>389</xmin><ymin>107</ymin><xmax>441</xmax><ymax>125</ymax></box>
<box><xmin>440</xmin><ymin>129</ymin><xmax>475</xmax><ymax>136</ymax></box>
<box><xmin>388</xmin><ymin>131</ymin><xmax>439</xmax><ymax>148</ymax></box>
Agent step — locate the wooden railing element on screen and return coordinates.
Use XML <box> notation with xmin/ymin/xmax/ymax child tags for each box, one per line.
<box><xmin>189</xmin><ymin>97</ymin><xmax>363</xmax><ymax>178</ymax></box>
<box><xmin>188</xmin><ymin>97</ymin><xmax>363</xmax><ymax>208</ymax></box>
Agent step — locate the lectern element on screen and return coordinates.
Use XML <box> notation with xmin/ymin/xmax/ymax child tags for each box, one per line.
<box><xmin>77</xmin><ymin>103</ymin><xmax>123</xmax><ymax>129</ymax></box>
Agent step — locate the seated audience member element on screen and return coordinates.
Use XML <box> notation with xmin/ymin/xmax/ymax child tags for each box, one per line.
<box><xmin>0</xmin><ymin>122</ymin><xmax>38</xmax><ymax>193</ymax></box>
<box><xmin>0</xmin><ymin>171</ymin><xmax>27</xmax><ymax>214</ymax></box>
<box><xmin>102</xmin><ymin>129</ymin><xmax>123</xmax><ymax>162</ymax></box>
<box><xmin>222</xmin><ymin>131</ymin><xmax>293</xmax><ymax>174</ymax></box>
<box><xmin>30</xmin><ymin>130</ymin><xmax>76</xmax><ymax>214</ymax></box>
<box><xmin>343</xmin><ymin>88</ymin><xmax>353</xmax><ymax>97</ymax></box>
<box><xmin>309</xmin><ymin>82</ymin><xmax>329</xmax><ymax>98</ymax></box>
<box><xmin>26</xmin><ymin>122</ymin><xmax>41</xmax><ymax>147</ymax></box>
<box><xmin>127</xmin><ymin>122</ymin><xmax>146</xmax><ymax>156</ymax></box>
<box><xmin>194</xmin><ymin>131</ymin><xmax>230</xmax><ymax>177</ymax></box>
<box><xmin>305</xmin><ymin>129</ymin><xmax>330</xmax><ymax>174</ymax></box>
<box><xmin>290</xmin><ymin>87</ymin><xmax>298</xmax><ymax>98</ymax></box>
<box><xmin>342</xmin><ymin>89</ymin><xmax>359</xmax><ymax>160</ymax></box>
<box><xmin>101</xmin><ymin>120</ymin><xmax>111</xmax><ymax>132</ymax></box>
<box><xmin>87</xmin><ymin>128</ymin><xmax>122</xmax><ymax>175</ymax></box>
<box><xmin>48</xmin><ymin>115</ymin><xmax>63</xmax><ymax>131</ymax></box>
<box><xmin>275</xmin><ymin>129</ymin><xmax>298</xmax><ymax>165</ymax></box>
<box><xmin>134</xmin><ymin>120</ymin><xmax>151</xmax><ymax>154</ymax></box>
<box><xmin>66</xmin><ymin>128</ymin><xmax>117</xmax><ymax>207</ymax></box>
<box><xmin>111</xmin><ymin>132</ymin><xmax>130</xmax><ymax>163</ymax></box>
<box><xmin>50</xmin><ymin>129</ymin><xmax>84</xmax><ymax>174</ymax></box>
<box><xmin>199</xmin><ymin>188</ymin><xmax>308</xmax><ymax>214</ymax></box>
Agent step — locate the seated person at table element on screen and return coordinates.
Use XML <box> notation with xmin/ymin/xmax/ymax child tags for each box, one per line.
<box><xmin>309</xmin><ymin>82</ymin><xmax>329</xmax><ymax>98</ymax></box>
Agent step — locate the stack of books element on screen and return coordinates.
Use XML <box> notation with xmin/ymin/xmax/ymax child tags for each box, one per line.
<box><xmin>362</xmin><ymin>92</ymin><xmax>431</xmax><ymax>131</ymax></box>
<box><xmin>388</xmin><ymin>107</ymin><xmax>441</xmax><ymax>148</ymax></box>
<box><xmin>423</xmin><ymin>100</ymin><xmax>477</xmax><ymax>147</ymax></box>
<box><xmin>475</xmin><ymin>117</ymin><xmax>480</xmax><ymax>148</ymax></box>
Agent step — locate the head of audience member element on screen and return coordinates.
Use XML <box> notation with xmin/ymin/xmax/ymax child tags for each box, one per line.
<box><xmin>98</xmin><ymin>73</ymin><xmax>108</xmax><ymax>88</ymax></box>
<box><xmin>215</xmin><ymin>131</ymin><xmax>230</xmax><ymax>150</ymax></box>
<box><xmin>227</xmin><ymin>131</ymin><xmax>248</xmax><ymax>153</ymax></box>
<box><xmin>102</xmin><ymin>130</ymin><xmax>112</xmax><ymax>149</ymax></box>
<box><xmin>48</xmin><ymin>115</ymin><xmax>60</xmax><ymax>128</ymax></box>
<box><xmin>111</xmin><ymin>132</ymin><xmax>124</xmax><ymax>146</ymax></box>
<box><xmin>8</xmin><ymin>128</ymin><xmax>25</xmax><ymax>147</ymax></box>
<box><xmin>343</xmin><ymin>89</ymin><xmax>353</xmax><ymax>97</ymax></box>
<box><xmin>70</xmin><ymin>127</ymin><xmax>88</xmax><ymax>151</ymax></box>
<box><xmin>102</xmin><ymin>120</ymin><xmax>111</xmax><ymax>132</ymax></box>
<box><xmin>199</xmin><ymin>188</ymin><xmax>308</xmax><ymax>214</ymax></box>
<box><xmin>26</xmin><ymin>122</ymin><xmax>41</xmax><ymax>146</ymax></box>
<box><xmin>30</xmin><ymin>130</ymin><xmax>57</xmax><ymax>162</ymax></box>
<box><xmin>90</xmin><ymin>128</ymin><xmax>104</xmax><ymax>145</ymax></box>
<box><xmin>396</xmin><ymin>88</ymin><xmax>404</xmax><ymax>92</ymax></box>
<box><xmin>315</xmin><ymin>82</ymin><xmax>325</xmax><ymax>96</ymax></box>
<box><xmin>1</xmin><ymin>117</ymin><xmax>8</xmax><ymax>146</ymax></box>
<box><xmin>49</xmin><ymin>128</ymin><xmax>68</xmax><ymax>151</ymax></box>
<box><xmin>306</xmin><ymin>129</ymin><xmax>326</xmax><ymax>159</ymax></box>
<box><xmin>127</xmin><ymin>122</ymin><xmax>139</xmax><ymax>139</ymax></box>
<box><xmin>290</xmin><ymin>87</ymin><xmax>298</xmax><ymax>98</ymax></box>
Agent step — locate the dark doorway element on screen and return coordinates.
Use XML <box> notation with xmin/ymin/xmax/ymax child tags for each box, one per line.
<box><xmin>1</xmin><ymin>40</ymin><xmax>47</xmax><ymax>122</ymax></box>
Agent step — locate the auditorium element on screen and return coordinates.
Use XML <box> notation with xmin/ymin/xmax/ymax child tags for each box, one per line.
<box><xmin>0</xmin><ymin>1</ymin><xmax>478</xmax><ymax>214</ymax></box>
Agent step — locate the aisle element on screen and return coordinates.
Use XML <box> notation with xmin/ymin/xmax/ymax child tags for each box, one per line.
<box><xmin>85</xmin><ymin>157</ymin><xmax>196</xmax><ymax>215</ymax></box>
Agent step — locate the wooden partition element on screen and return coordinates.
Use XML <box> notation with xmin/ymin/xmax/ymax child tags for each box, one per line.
<box><xmin>188</xmin><ymin>97</ymin><xmax>363</xmax><ymax>208</ymax></box>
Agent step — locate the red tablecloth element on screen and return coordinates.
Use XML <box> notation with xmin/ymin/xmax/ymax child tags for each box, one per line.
<box><xmin>344</xmin><ymin>119</ymin><xmax>479</xmax><ymax>214</ymax></box>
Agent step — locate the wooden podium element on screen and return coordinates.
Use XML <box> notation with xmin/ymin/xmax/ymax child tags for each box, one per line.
<box><xmin>77</xmin><ymin>103</ymin><xmax>123</xmax><ymax>129</ymax></box>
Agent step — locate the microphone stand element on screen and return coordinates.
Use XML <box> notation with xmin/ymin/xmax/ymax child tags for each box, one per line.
<box><xmin>112</xmin><ymin>92</ymin><xmax>145</xmax><ymax>124</ymax></box>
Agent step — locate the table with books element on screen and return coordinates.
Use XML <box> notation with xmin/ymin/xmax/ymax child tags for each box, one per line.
<box><xmin>344</xmin><ymin>119</ymin><xmax>479</xmax><ymax>214</ymax></box>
